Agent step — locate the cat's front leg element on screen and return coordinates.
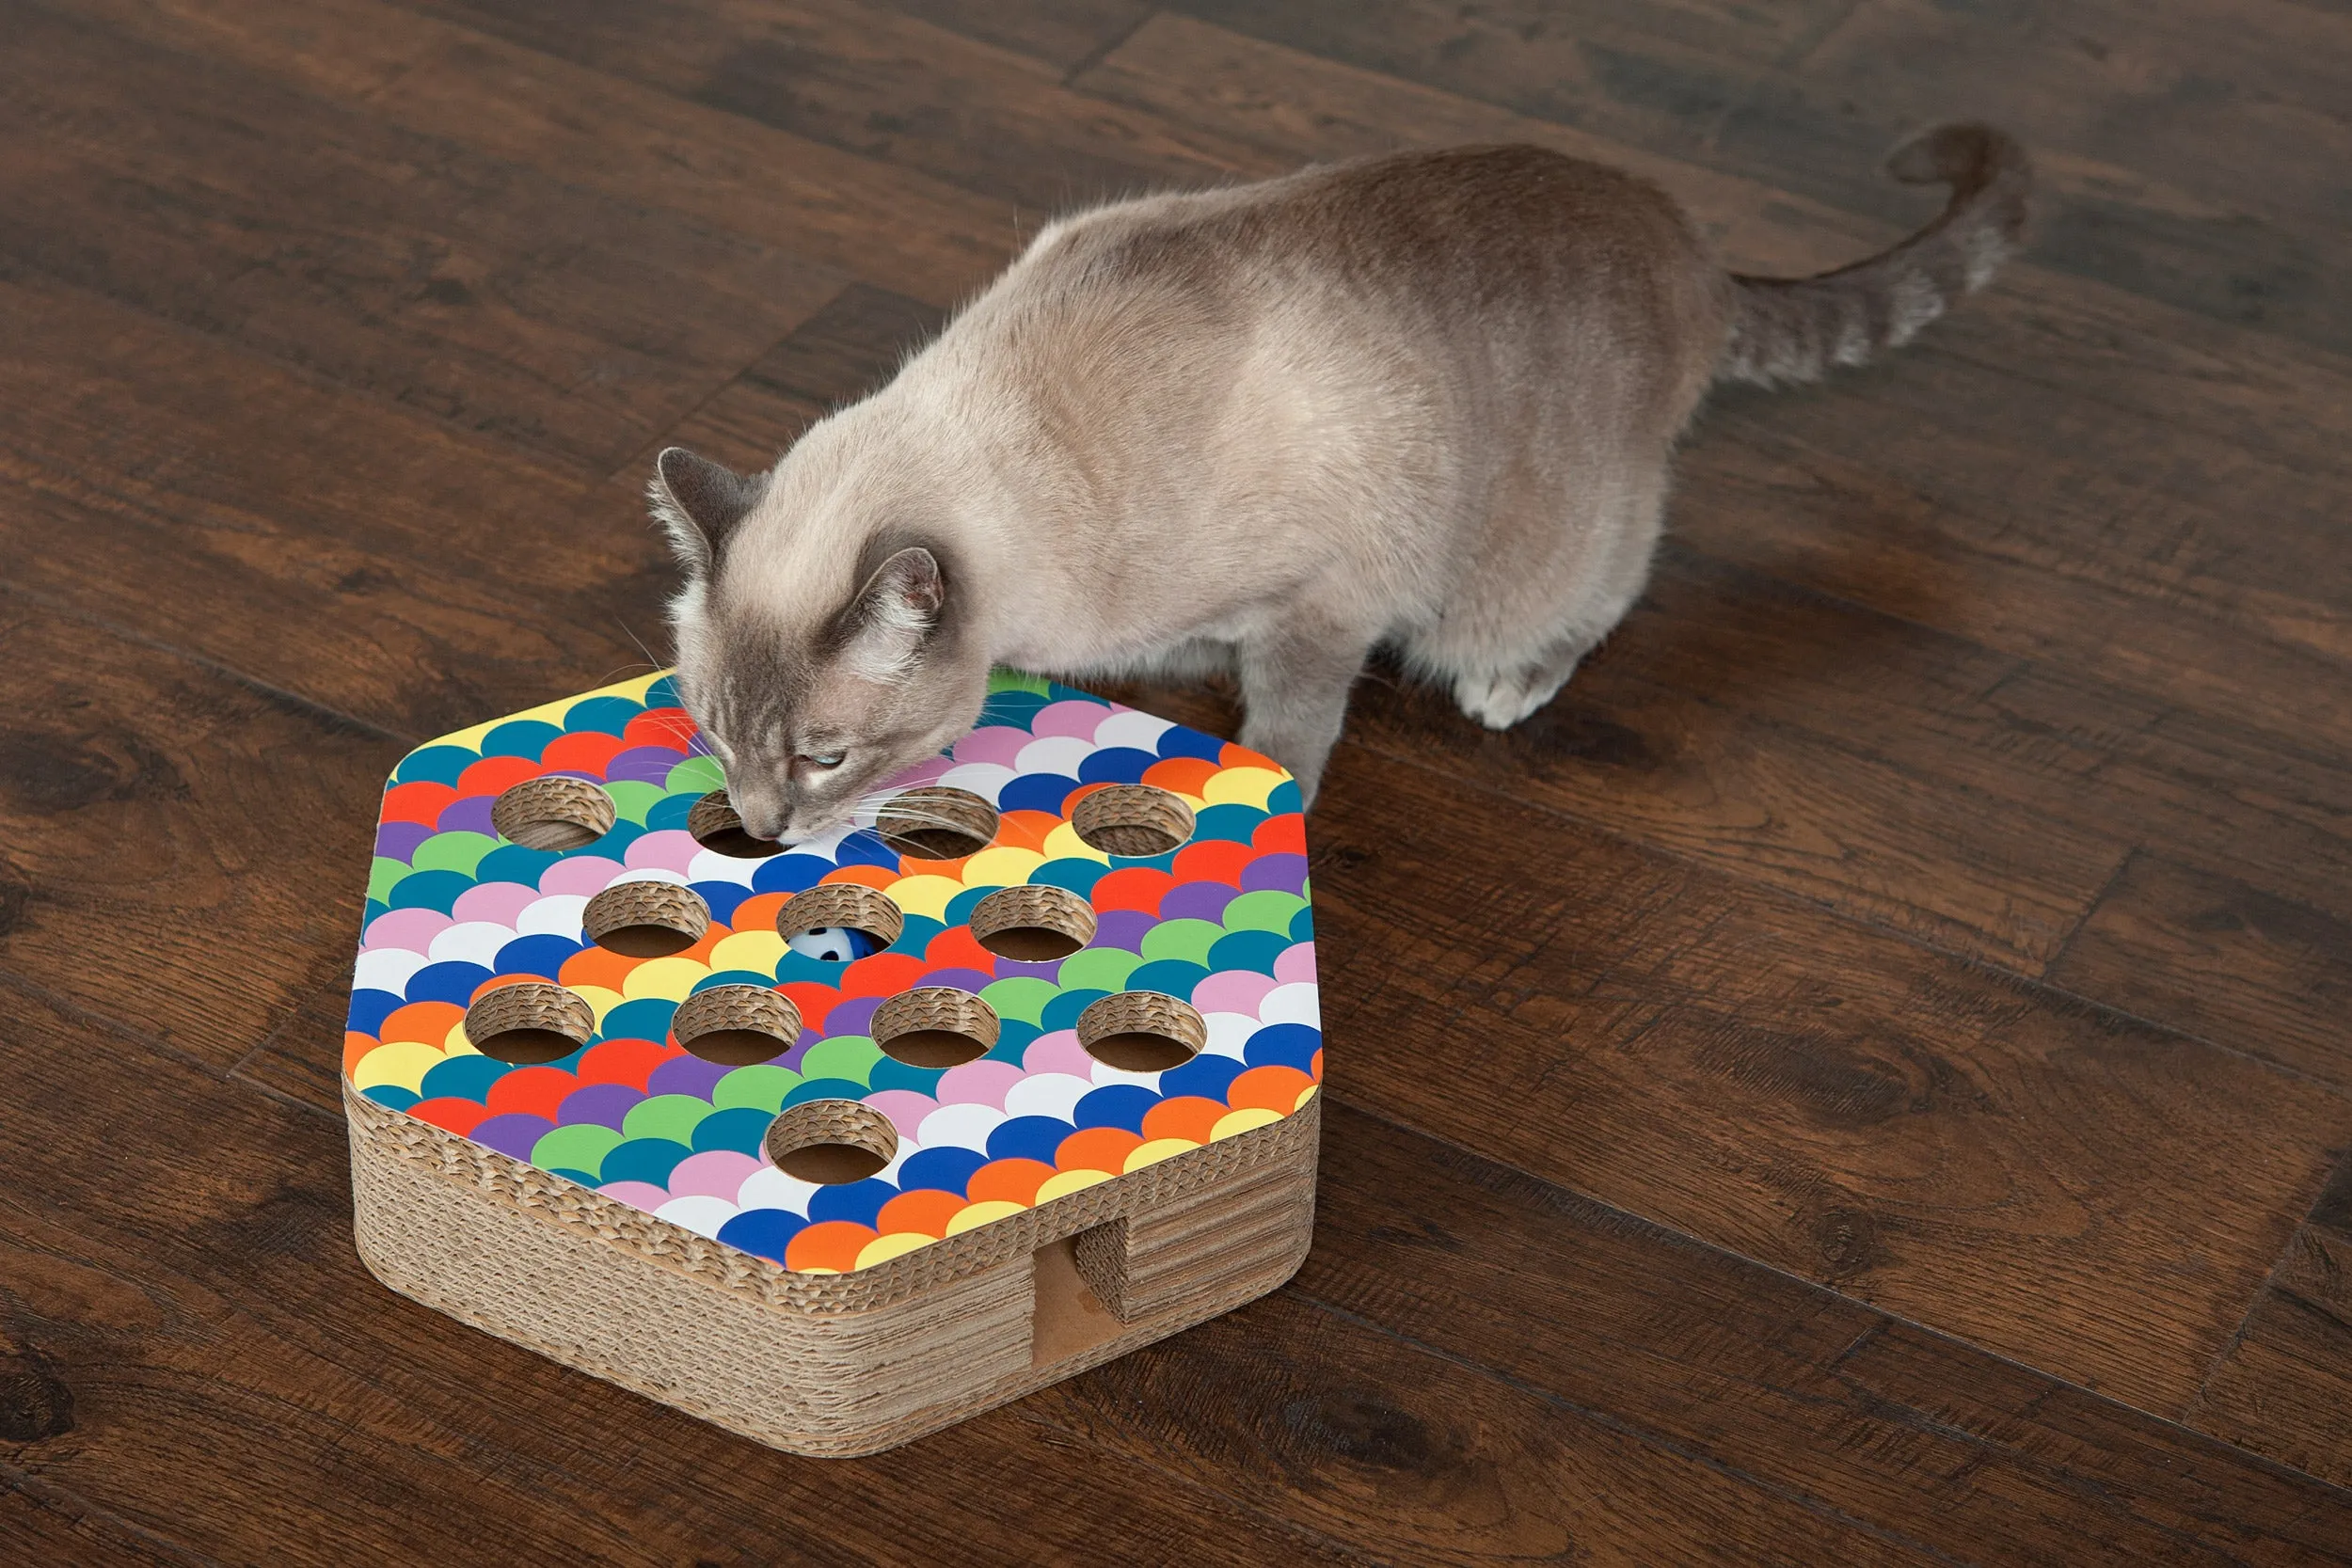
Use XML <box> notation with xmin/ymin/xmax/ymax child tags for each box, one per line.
<box><xmin>1234</xmin><ymin>610</ymin><xmax>1378</xmax><ymax>805</ymax></box>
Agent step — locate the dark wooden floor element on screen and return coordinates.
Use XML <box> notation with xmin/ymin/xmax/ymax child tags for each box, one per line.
<box><xmin>4</xmin><ymin>0</ymin><xmax>2351</xmax><ymax>1560</ymax></box>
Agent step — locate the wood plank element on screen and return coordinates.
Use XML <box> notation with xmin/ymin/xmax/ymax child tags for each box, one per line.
<box><xmin>0</xmin><ymin>598</ymin><xmax>393</xmax><ymax>1073</ymax></box>
<box><xmin>1294</xmin><ymin>740</ymin><xmax>2347</xmax><ymax>1415</ymax></box>
<box><xmin>879</xmin><ymin>0</ymin><xmax>1151</xmax><ymax>74</ymax></box>
<box><xmin>0</xmin><ymin>0</ymin><xmax>840</xmax><ymax>474</ymax></box>
<box><xmin>0</xmin><ymin>1484</ymin><xmax>187</xmax><ymax>1568</ymax></box>
<box><xmin>1293</xmin><ymin>1100</ymin><xmax>2352</xmax><ymax>1565</ymax></box>
<box><xmin>68</xmin><ymin>0</ymin><xmax>1015</xmax><ymax>308</ymax></box>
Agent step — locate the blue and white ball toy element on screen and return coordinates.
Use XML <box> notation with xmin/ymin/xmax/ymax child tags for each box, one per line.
<box><xmin>787</xmin><ymin>927</ymin><xmax>881</xmax><ymax>963</ymax></box>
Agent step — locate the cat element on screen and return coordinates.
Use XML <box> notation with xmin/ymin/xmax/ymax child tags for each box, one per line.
<box><xmin>649</xmin><ymin>124</ymin><xmax>2029</xmax><ymax>845</ymax></box>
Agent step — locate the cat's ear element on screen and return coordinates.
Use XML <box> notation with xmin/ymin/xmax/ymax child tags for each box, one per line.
<box><xmin>841</xmin><ymin>546</ymin><xmax>945</xmax><ymax>682</ymax></box>
<box><xmin>647</xmin><ymin>447</ymin><xmax>763</xmax><ymax>576</ymax></box>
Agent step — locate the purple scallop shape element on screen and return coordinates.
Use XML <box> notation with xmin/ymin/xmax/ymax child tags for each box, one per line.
<box><xmin>436</xmin><ymin>796</ymin><xmax>499</xmax><ymax>837</ymax></box>
<box><xmin>1159</xmin><ymin>882</ymin><xmax>1237</xmax><ymax>924</ymax></box>
<box><xmin>646</xmin><ymin>1053</ymin><xmax>732</xmax><ymax>1101</ymax></box>
<box><xmin>605</xmin><ymin>745</ymin><xmax>687</xmax><ymax>785</ymax></box>
<box><xmin>469</xmin><ymin>1112</ymin><xmax>554</xmax><ymax>1161</ymax></box>
<box><xmin>558</xmin><ymin>1082</ymin><xmax>644</xmax><ymax>1130</ymax></box>
<box><xmin>1089</xmin><ymin>910</ymin><xmax>1157</xmax><ymax>954</ymax></box>
<box><xmin>918</xmin><ymin>967</ymin><xmax>995</xmax><ymax>995</ymax></box>
<box><xmin>824</xmin><ymin>995</ymin><xmax>882</xmax><ymax>1039</ymax></box>
<box><xmin>991</xmin><ymin>957</ymin><xmax>1064</xmax><ymax>983</ymax></box>
<box><xmin>374</xmin><ymin>820</ymin><xmax>435</xmax><ymax>863</ymax></box>
<box><xmin>1241</xmin><ymin>853</ymin><xmax>1311</xmax><ymax>896</ymax></box>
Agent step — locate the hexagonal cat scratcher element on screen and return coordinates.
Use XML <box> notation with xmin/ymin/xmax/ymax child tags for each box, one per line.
<box><xmin>342</xmin><ymin>670</ymin><xmax>1322</xmax><ymax>1456</ymax></box>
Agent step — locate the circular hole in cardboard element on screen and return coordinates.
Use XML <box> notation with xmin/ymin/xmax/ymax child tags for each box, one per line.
<box><xmin>1072</xmin><ymin>784</ymin><xmax>1196</xmax><ymax>858</ymax></box>
<box><xmin>872</xmin><ymin>987</ymin><xmax>1001</xmax><ymax>1069</ymax></box>
<box><xmin>969</xmin><ymin>884</ymin><xmax>1096</xmax><ymax>962</ymax></box>
<box><xmin>671</xmin><ymin>984</ymin><xmax>803</xmax><ymax>1067</ymax></box>
<box><xmin>490</xmin><ymin>776</ymin><xmax>616</xmax><ymax>852</ymax></box>
<box><xmin>765</xmin><ymin>1099</ymin><xmax>898</xmax><ymax>1186</ymax></box>
<box><xmin>774</xmin><ymin>882</ymin><xmax>905</xmax><ymax>957</ymax></box>
<box><xmin>688</xmin><ymin>790</ymin><xmax>782</xmax><ymax>859</ymax></box>
<box><xmin>1077</xmin><ymin>990</ymin><xmax>1206</xmax><ymax>1073</ymax></box>
<box><xmin>874</xmin><ymin>786</ymin><xmax>998</xmax><ymax>860</ymax></box>
<box><xmin>464</xmin><ymin>982</ymin><xmax>596</xmax><ymax>1065</ymax></box>
<box><xmin>581</xmin><ymin>880</ymin><xmax>711</xmax><ymax>958</ymax></box>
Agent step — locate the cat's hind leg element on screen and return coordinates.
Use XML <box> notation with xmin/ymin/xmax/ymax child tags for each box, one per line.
<box><xmin>1453</xmin><ymin>632</ymin><xmax>1598</xmax><ymax>730</ymax></box>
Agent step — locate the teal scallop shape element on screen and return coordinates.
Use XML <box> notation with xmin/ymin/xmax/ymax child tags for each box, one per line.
<box><xmin>866</xmin><ymin>1058</ymin><xmax>946</xmax><ymax>1096</ymax></box>
<box><xmin>693</xmin><ymin>969</ymin><xmax>783</xmax><ymax>992</ymax></box>
<box><xmin>419</xmin><ymin>1053</ymin><xmax>507</xmax><ymax>1101</ymax></box>
<box><xmin>1040</xmin><ymin>988</ymin><xmax>1107</xmax><ymax>1035</ymax></box>
<box><xmin>388</xmin><ymin>868</ymin><xmax>474</xmax><ymax>914</ymax></box>
<box><xmin>564</xmin><ymin>695</ymin><xmax>644</xmax><ymax>736</ymax></box>
<box><xmin>394</xmin><ymin>744</ymin><xmax>480</xmax><ymax>786</ymax></box>
<box><xmin>598</xmin><ymin>997</ymin><xmax>678</xmax><ymax>1045</ymax></box>
<box><xmin>691</xmin><ymin>1106</ymin><xmax>775</xmax><ymax>1155</ymax></box>
<box><xmin>1124</xmin><ymin>958</ymin><xmax>1212</xmax><ymax>1001</ymax></box>
<box><xmin>1206</xmin><ymin>928</ymin><xmax>1291</xmax><ymax>976</ymax></box>
<box><xmin>600</xmin><ymin>1137</ymin><xmax>692</xmax><ymax>1187</ymax></box>
<box><xmin>478</xmin><ymin>845</ymin><xmax>558</xmax><ymax>888</ymax></box>
<box><xmin>1289</xmin><ymin>905</ymin><xmax>1315</xmax><ymax>943</ymax></box>
<box><xmin>482</xmin><ymin>719</ymin><xmax>565</xmax><ymax>760</ymax></box>
<box><xmin>1266</xmin><ymin>780</ymin><xmax>1305</xmax><ymax>816</ymax></box>
<box><xmin>1029</xmin><ymin>858</ymin><xmax>1109</xmax><ymax>896</ymax></box>
<box><xmin>1193</xmin><ymin>803</ymin><xmax>1268</xmax><ymax>844</ymax></box>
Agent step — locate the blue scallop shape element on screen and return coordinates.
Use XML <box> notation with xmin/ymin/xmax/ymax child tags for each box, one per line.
<box><xmin>598</xmin><ymin>997</ymin><xmax>678</xmax><ymax>1046</ymax></box>
<box><xmin>1077</xmin><ymin>748</ymin><xmax>1156</xmax><ymax>784</ymax></box>
<box><xmin>807</xmin><ymin>1178</ymin><xmax>897</xmax><ymax>1227</ymax></box>
<box><xmin>997</xmin><ymin>773</ymin><xmax>1081</xmax><ymax>817</ymax></box>
<box><xmin>898</xmin><ymin>1146</ymin><xmax>990</xmax><ymax>1196</ymax></box>
<box><xmin>1160</xmin><ymin>1053</ymin><xmax>1246</xmax><ymax>1101</ymax></box>
<box><xmin>347</xmin><ymin>989</ymin><xmax>405</xmax><ymax>1037</ymax></box>
<box><xmin>1206</xmin><ymin>928</ymin><xmax>1290</xmax><ymax>976</ymax></box>
<box><xmin>988</xmin><ymin>1115</ymin><xmax>1076</xmax><ymax>1164</ymax></box>
<box><xmin>476</xmin><ymin>845</ymin><xmax>558</xmax><ymax>888</ymax></box>
<box><xmin>717</xmin><ymin>1207</ymin><xmax>803</xmax><ymax>1264</ymax></box>
<box><xmin>781</xmin><ymin>1077</ymin><xmax>874</xmax><ymax>1108</ymax></box>
<box><xmin>1244</xmin><ymin>1022</ymin><xmax>1323</xmax><ymax>1073</ymax></box>
<box><xmin>388</xmin><ymin>869</ymin><xmax>474</xmax><ymax>915</ymax></box>
<box><xmin>691</xmin><ymin>879</ymin><xmax>751</xmax><ymax>924</ymax></box>
<box><xmin>1073</xmin><ymin>1084</ymin><xmax>1159</xmax><ymax>1133</ymax></box>
<box><xmin>363</xmin><ymin>1084</ymin><xmax>422</xmax><ymax>1112</ymax></box>
<box><xmin>1192</xmin><ymin>803</ymin><xmax>1268</xmax><ymax>844</ymax></box>
<box><xmin>1154</xmin><ymin>726</ymin><xmax>1227</xmax><ymax>763</ymax></box>
<box><xmin>1123</xmin><ymin>959</ymin><xmax>1211</xmax><ymax>1002</ymax></box>
<box><xmin>751</xmin><ymin>852</ymin><xmax>834</xmax><ymax>895</ymax></box>
<box><xmin>493</xmin><ymin>933</ymin><xmax>582</xmax><ymax>981</ymax></box>
<box><xmin>1039</xmin><ymin>988</ymin><xmax>1108</xmax><ymax>1036</ymax></box>
<box><xmin>691</xmin><ymin>1105</ymin><xmax>776</xmax><ymax>1155</ymax></box>
<box><xmin>419</xmin><ymin>1053</ymin><xmax>510</xmax><ymax>1101</ymax></box>
<box><xmin>834</xmin><ymin>832</ymin><xmax>903</xmax><ymax>872</ymax></box>
<box><xmin>646</xmin><ymin>793</ymin><xmax>699</xmax><ymax>833</ymax></box>
<box><xmin>599</xmin><ymin>1137</ymin><xmax>692</xmax><ymax>1187</ymax></box>
<box><xmin>481</xmin><ymin>719</ymin><xmax>565</xmax><ymax>761</ymax></box>
<box><xmin>393</xmin><ymin>744</ymin><xmax>479</xmax><ymax>786</ymax></box>
<box><xmin>1028</xmin><ymin>858</ymin><xmax>1109</xmax><ymax>896</ymax></box>
<box><xmin>564</xmin><ymin>695</ymin><xmax>643</xmax><ymax>736</ymax></box>
<box><xmin>866</xmin><ymin>1058</ymin><xmax>946</xmax><ymax>1097</ymax></box>
<box><xmin>404</xmin><ymin>960</ymin><xmax>495</xmax><ymax>1006</ymax></box>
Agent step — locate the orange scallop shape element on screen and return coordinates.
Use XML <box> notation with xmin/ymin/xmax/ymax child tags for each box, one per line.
<box><xmin>964</xmin><ymin>1158</ymin><xmax>1057</xmax><ymax>1208</ymax></box>
<box><xmin>1226</xmin><ymin>1065</ymin><xmax>1316</xmax><ymax>1116</ymax></box>
<box><xmin>993</xmin><ymin>810</ymin><xmax>1062</xmax><ymax>853</ymax></box>
<box><xmin>731</xmin><ymin>892</ymin><xmax>792</xmax><ymax>936</ymax></box>
<box><xmin>787</xmin><ymin>1220</ymin><xmax>879</xmax><ymax>1274</ymax></box>
<box><xmin>343</xmin><ymin>1031</ymin><xmax>379</xmax><ymax>1076</ymax></box>
<box><xmin>560</xmin><ymin>944</ymin><xmax>640</xmax><ymax>994</ymax></box>
<box><xmin>822</xmin><ymin>863</ymin><xmax>902</xmax><ymax>893</ymax></box>
<box><xmin>376</xmin><ymin>1000</ymin><xmax>465</xmax><ymax>1048</ymax></box>
<box><xmin>1140</xmin><ymin>756</ymin><xmax>1219</xmax><ymax>798</ymax></box>
<box><xmin>1217</xmin><ymin>742</ymin><xmax>1281</xmax><ymax>772</ymax></box>
<box><xmin>1140</xmin><ymin>1096</ymin><xmax>1229</xmax><ymax>1146</ymax></box>
<box><xmin>1056</xmin><ymin>1126</ymin><xmax>1143</xmax><ymax>1175</ymax></box>
<box><xmin>875</xmin><ymin>1188</ymin><xmax>969</xmax><ymax>1239</ymax></box>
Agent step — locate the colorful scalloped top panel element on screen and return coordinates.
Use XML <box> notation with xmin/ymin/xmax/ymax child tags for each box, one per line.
<box><xmin>345</xmin><ymin>671</ymin><xmax>1320</xmax><ymax>1275</ymax></box>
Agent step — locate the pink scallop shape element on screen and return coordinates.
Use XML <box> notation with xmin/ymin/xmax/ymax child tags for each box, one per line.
<box><xmin>362</xmin><ymin>907</ymin><xmax>453</xmax><ymax>955</ymax></box>
<box><xmin>877</xmin><ymin>754</ymin><xmax>951</xmax><ymax>791</ymax></box>
<box><xmin>1191</xmin><ymin>969</ymin><xmax>1279</xmax><ymax>1018</ymax></box>
<box><xmin>1021</xmin><ymin>1030</ymin><xmax>1095</xmax><ymax>1078</ymax></box>
<box><xmin>538</xmin><ymin>855</ymin><xmax>627</xmax><ymax>897</ymax></box>
<box><xmin>452</xmin><ymin>880</ymin><xmax>540</xmax><ymax>927</ymax></box>
<box><xmin>935</xmin><ymin>1059</ymin><xmax>1026</xmax><ymax>1110</ymax></box>
<box><xmin>665</xmin><ymin>1149</ymin><xmax>763</xmax><ymax>1204</ymax></box>
<box><xmin>623</xmin><ymin>829</ymin><xmax>705</xmax><ymax>876</ymax></box>
<box><xmin>864</xmin><ymin>1089</ymin><xmax>942</xmax><ymax>1142</ymax></box>
<box><xmin>952</xmin><ymin>726</ymin><xmax>1031</xmax><ymax>768</ymax></box>
<box><xmin>596</xmin><ymin>1180</ymin><xmax>672</xmax><ymax>1212</ymax></box>
<box><xmin>1029</xmin><ymin>700</ymin><xmax>1112</xmax><ymax>742</ymax></box>
<box><xmin>1274</xmin><ymin>941</ymin><xmax>1317</xmax><ymax>986</ymax></box>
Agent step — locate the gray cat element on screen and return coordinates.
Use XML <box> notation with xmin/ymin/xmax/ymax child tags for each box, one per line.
<box><xmin>650</xmin><ymin>125</ymin><xmax>2029</xmax><ymax>843</ymax></box>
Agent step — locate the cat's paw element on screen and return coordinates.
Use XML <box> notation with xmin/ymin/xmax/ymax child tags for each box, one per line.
<box><xmin>1454</xmin><ymin>667</ymin><xmax>1568</xmax><ymax>730</ymax></box>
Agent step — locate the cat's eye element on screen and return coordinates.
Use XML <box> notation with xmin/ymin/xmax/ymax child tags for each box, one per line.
<box><xmin>802</xmin><ymin>752</ymin><xmax>846</xmax><ymax>770</ymax></box>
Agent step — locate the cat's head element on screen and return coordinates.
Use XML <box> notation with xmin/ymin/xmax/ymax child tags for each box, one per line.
<box><xmin>648</xmin><ymin>445</ymin><xmax>990</xmax><ymax>846</ymax></box>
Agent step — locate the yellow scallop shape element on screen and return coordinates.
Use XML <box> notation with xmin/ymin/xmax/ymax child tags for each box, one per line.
<box><xmin>1034</xmin><ymin>1168</ymin><xmax>1114</xmax><ymax>1204</ymax></box>
<box><xmin>621</xmin><ymin>956</ymin><xmax>709</xmax><ymax>1002</ymax></box>
<box><xmin>854</xmin><ymin>1231</ymin><xmax>936</xmax><ymax>1269</ymax></box>
<box><xmin>709</xmin><ymin>929</ymin><xmax>787</xmax><ymax>975</ymax></box>
<box><xmin>569</xmin><ymin>984</ymin><xmax>628</xmax><ymax>1025</ymax></box>
<box><xmin>441</xmin><ymin>1017</ymin><xmax>482</xmax><ymax>1054</ymax></box>
<box><xmin>1212</xmin><ymin>1107</ymin><xmax>1283</xmax><ymax>1141</ymax></box>
<box><xmin>797</xmin><ymin>1266</ymin><xmax>842</xmax><ymax>1276</ymax></box>
<box><xmin>961</xmin><ymin>845</ymin><xmax>1045</xmax><ymax>890</ymax></box>
<box><xmin>1294</xmin><ymin>1082</ymin><xmax>1320</xmax><ymax>1110</ymax></box>
<box><xmin>1202</xmin><ymin>766</ymin><xmax>1285</xmax><ymax>810</ymax></box>
<box><xmin>1123</xmin><ymin>1137</ymin><xmax>1200</xmax><ymax>1173</ymax></box>
<box><xmin>883</xmin><ymin>874</ymin><xmax>967</xmax><ymax>922</ymax></box>
<box><xmin>353</xmin><ymin>1039</ymin><xmax>450</xmax><ymax>1095</ymax></box>
<box><xmin>944</xmin><ymin>1198</ymin><xmax>1028</xmax><ymax>1235</ymax></box>
<box><xmin>1041</xmin><ymin>821</ymin><xmax>1111</xmax><ymax>865</ymax></box>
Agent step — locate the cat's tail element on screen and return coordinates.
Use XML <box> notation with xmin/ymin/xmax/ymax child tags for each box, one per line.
<box><xmin>1716</xmin><ymin>123</ymin><xmax>2030</xmax><ymax>388</ymax></box>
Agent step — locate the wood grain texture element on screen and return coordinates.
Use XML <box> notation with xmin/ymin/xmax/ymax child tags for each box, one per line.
<box><xmin>8</xmin><ymin>0</ymin><xmax>2352</xmax><ymax>1555</ymax></box>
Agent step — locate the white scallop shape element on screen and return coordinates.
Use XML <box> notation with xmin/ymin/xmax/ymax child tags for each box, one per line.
<box><xmin>1260</xmin><ymin>982</ymin><xmax>1323</xmax><ymax>1030</ymax></box>
<box><xmin>1089</xmin><ymin>1061</ymin><xmax>1164</xmax><ymax>1091</ymax></box>
<box><xmin>686</xmin><ymin>849</ymin><xmax>766</xmax><ymax>887</ymax></box>
<box><xmin>516</xmin><ymin>894</ymin><xmax>590</xmax><ymax>939</ymax></box>
<box><xmin>734</xmin><ymin>1164</ymin><xmax>818</xmax><ymax>1218</ymax></box>
<box><xmin>1203</xmin><ymin>1011</ymin><xmax>1260</xmax><ymax>1060</ymax></box>
<box><xmin>1013</xmin><ymin>735</ymin><xmax>1095</xmax><ymax>777</ymax></box>
<box><xmin>934</xmin><ymin>762</ymin><xmax>1019</xmax><ymax>805</ymax></box>
<box><xmin>1001</xmin><ymin>1071</ymin><xmax>1094</xmax><ymax>1124</ymax></box>
<box><xmin>915</xmin><ymin>1101</ymin><xmax>1007</xmax><ymax>1152</ymax></box>
<box><xmin>874</xmin><ymin>1142</ymin><xmax>915</xmax><ymax>1185</ymax></box>
<box><xmin>426</xmin><ymin>921</ymin><xmax>519</xmax><ymax>968</ymax></box>
<box><xmin>353</xmin><ymin>947</ymin><xmax>431</xmax><ymax>996</ymax></box>
<box><xmin>611</xmin><ymin>866</ymin><xmax>691</xmax><ymax>887</ymax></box>
<box><xmin>654</xmin><ymin>1195</ymin><xmax>739</xmax><ymax>1240</ymax></box>
<box><xmin>1090</xmin><ymin>709</ymin><xmax>1176</xmax><ymax>754</ymax></box>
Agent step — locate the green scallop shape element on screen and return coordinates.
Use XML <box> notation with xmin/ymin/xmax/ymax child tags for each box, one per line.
<box><xmin>987</xmin><ymin>669</ymin><xmax>1053</xmax><ymax>697</ymax></box>
<box><xmin>1139</xmin><ymin>917</ymin><xmax>1223</xmax><ymax>966</ymax></box>
<box><xmin>979</xmin><ymin>975</ymin><xmax>1061</xmax><ymax>1027</ymax></box>
<box><xmin>712</xmin><ymin>1064</ymin><xmax>802</xmax><ymax>1113</ymax></box>
<box><xmin>665</xmin><ymin>755</ymin><xmax>726</xmax><ymax>796</ymax></box>
<box><xmin>1057</xmin><ymin>945</ymin><xmax>1143</xmax><ymax>995</ymax></box>
<box><xmin>621</xmin><ymin>1093</ymin><xmax>714</xmax><ymax>1145</ymax></box>
<box><xmin>1222</xmin><ymin>889</ymin><xmax>1309</xmax><ymax>935</ymax></box>
<box><xmin>408</xmin><ymin>831</ymin><xmax>498</xmax><ymax>878</ymax></box>
<box><xmin>367</xmin><ymin>856</ymin><xmax>409</xmax><ymax>903</ymax></box>
<box><xmin>604</xmin><ymin>780</ymin><xmax>669</xmax><ymax>826</ymax></box>
<box><xmin>799</xmin><ymin>1035</ymin><xmax>883</xmax><ymax>1085</ymax></box>
<box><xmin>531</xmin><ymin>1122</ymin><xmax>624</xmax><ymax>1178</ymax></box>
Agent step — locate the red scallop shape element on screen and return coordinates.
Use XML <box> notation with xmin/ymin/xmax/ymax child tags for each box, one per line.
<box><xmin>923</xmin><ymin>926</ymin><xmax>997</xmax><ymax>974</ymax></box>
<box><xmin>457</xmin><ymin>754</ymin><xmax>544</xmax><ymax>798</ymax></box>
<box><xmin>774</xmin><ymin>981</ymin><xmax>841</xmax><ymax>1033</ymax></box>
<box><xmin>576</xmin><ymin>1037</ymin><xmax>673</xmax><ymax>1090</ymax></box>
<box><xmin>839</xmin><ymin>951</ymin><xmax>928</xmax><ymax>999</ymax></box>
<box><xmin>540</xmin><ymin>731</ymin><xmax>628</xmax><ymax>778</ymax></box>
<box><xmin>1089</xmin><ymin>867</ymin><xmax>1173</xmax><ymax>915</ymax></box>
<box><xmin>381</xmin><ymin>780</ymin><xmax>457</xmax><ymax>827</ymax></box>
<box><xmin>407</xmin><ymin>1098</ymin><xmax>491</xmax><ymax>1135</ymax></box>
<box><xmin>1252</xmin><ymin>813</ymin><xmax>1307</xmax><ymax>857</ymax></box>
<box><xmin>1173</xmin><ymin>840</ymin><xmax>1255</xmax><ymax>888</ymax></box>
<box><xmin>485</xmin><ymin>1066</ymin><xmax>580</xmax><ymax>1120</ymax></box>
<box><xmin>787</xmin><ymin>1220</ymin><xmax>878</xmax><ymax>1273</ymax></box>
<box><xmin>624</xmin><ymin>707</ymin><xmax>698</xmax><ymax>749</ymax></box>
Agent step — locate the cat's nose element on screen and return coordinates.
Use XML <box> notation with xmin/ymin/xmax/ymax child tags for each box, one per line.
<box><xmin>735</xmin><ymin>803</ymin><xmax>786</xmax><ymax>842</ymax></box>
